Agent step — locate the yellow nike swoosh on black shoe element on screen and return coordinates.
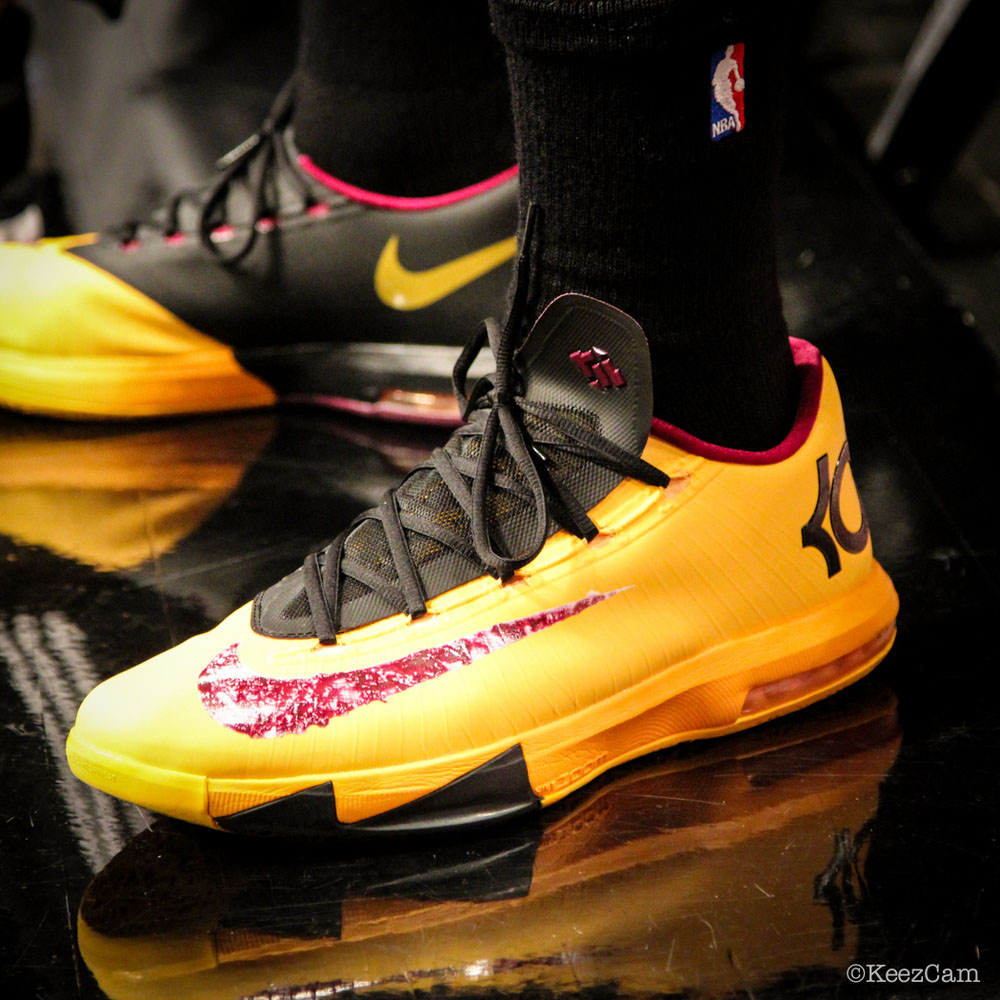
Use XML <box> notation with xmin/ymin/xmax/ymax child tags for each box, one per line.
<box><xmin>0</xmin><ymin>84</ymin><xmax>517</xmax><ymax>422</ymax></box>
<box><xmin>375</xmin><ymin>233</ymin><xmax>517</xmax><ymax>310</ymax></box>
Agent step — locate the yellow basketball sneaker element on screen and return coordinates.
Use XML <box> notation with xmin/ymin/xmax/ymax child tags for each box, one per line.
<box><xmin>66</xmin><ymin>282</ymin><xmax>898</xmax><ymax>835</ymax></box>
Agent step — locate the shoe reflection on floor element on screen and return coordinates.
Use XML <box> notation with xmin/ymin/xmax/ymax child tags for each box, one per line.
<box><xmin>77</xmin><ymin>683</ymin><xmax>899</xmax><ymax>1000</ymax></box>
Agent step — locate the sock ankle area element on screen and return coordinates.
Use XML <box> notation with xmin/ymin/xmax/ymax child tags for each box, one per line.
<box><xmin>294</xmin><ymin>0</ymin><xmax>515</xmax><ymax>198</ymax></box>
<box><xmin>492</xmin><ymin>0</ymin><xmax>799</xmax><ymax>451</ymax></box>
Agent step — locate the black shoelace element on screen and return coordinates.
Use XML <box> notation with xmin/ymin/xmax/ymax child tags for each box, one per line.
<box><xmin>301</xmin><ymin>206</ymin><xmax>670</xmax><ymax>645</ymax></box>
<box><xmin>116</xmin><ymin>79</ymin><xmax>320</xmax><ymax>265</ymax></box>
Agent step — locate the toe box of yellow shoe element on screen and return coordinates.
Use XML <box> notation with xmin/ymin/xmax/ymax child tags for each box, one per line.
<box><xmin>69</xmin><ymin>607</ymin><xmax>254</xmax><ymax>770</ymax></box>
<box><xmin>0</xmin><ymin>240</ymin><xmax>274</xmax><ymax>416</ymax></box>
<box><xmin>66</xmin><ymin>608</ymin><xmax>272</xmax><ymax>825</ymax></box>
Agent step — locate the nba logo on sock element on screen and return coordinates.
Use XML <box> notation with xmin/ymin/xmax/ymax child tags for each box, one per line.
<box><xmin>710</xmin><ymin>43</ymin><xmax>745</xmax><ymax>141</ymax></box>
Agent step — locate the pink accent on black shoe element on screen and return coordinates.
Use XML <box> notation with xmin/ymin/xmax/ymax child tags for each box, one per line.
<box><xmin>209</xmin><ymin>224</ymin><xmax>236</xmax><ymax>243</ymax></box>
<box><xmin>282</xmin><ymin>391</ymin><xmax>463</xmax><ymax>427</ymax></box>
<box><xmin>570</xmin><ymin>347</ymin><xmax>627</xmax><ymax>390</ymax></box>
<box><xmin>298</xmin><ymin>157</ymin><xmax>519</xmax><ymax>211</ymax></box>
<box><xmin>649</xmin><ymin>339</ymin><xmax>824</xmax><ymax>465</ymax></box>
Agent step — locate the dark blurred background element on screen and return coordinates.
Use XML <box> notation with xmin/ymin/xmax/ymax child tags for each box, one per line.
<box><xmin>2</xmin><ymin>0</ymin><xmax>998</xmax><ymax>350</ymax></box>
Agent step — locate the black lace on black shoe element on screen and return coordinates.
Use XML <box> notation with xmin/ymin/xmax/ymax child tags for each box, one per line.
<box><xmin>115</xmin><ymin>78</ymin><xmax>321</xmax><ymax>265</ymax></box>
<box><xmin>298</xmin><ymin>206</ymin><xmax>671</xmax><ymax>645</ymax></box>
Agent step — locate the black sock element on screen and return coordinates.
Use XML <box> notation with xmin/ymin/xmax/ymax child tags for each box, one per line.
<box><xmin>490</xmin><ymin>0</ymin><xmax>798</xmax><ymax>451</ymax></box>
<box><xmin>294</xmin><ymin>0</ymin><xmax>515</xmax><ymax>197</ymax></box>
<box><xmin>0</xmin><ymin>5</ymin><xmax>31</xmax><ymax>190</ymax></box>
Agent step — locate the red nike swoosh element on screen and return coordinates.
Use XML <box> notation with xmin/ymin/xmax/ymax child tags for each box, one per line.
<box><xmin>198</xmin><ymin>589</ymin><xmax>624</xmax><ymax>738</ymax></box>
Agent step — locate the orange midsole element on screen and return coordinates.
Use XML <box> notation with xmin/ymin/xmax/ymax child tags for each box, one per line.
<box><xmin>742</xmin><ymin>624</ymin><xmax>894</xmax><ymax>716</ymax></box>
<box><xmin>528</xmin><ymin>618</ymin><xmax>895</xmax><ymax>808</ymax></box>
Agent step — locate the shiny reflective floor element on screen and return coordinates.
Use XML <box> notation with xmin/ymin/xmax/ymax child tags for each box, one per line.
<box><xmin>2</xmin><ymin>123</ymin><xmax>998</xmax><ymax>998</ymax></box>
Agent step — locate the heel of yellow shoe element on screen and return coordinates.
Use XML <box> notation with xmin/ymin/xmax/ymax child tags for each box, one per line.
<box><xmin>740</xmin><ymin>622</ymin><xmax>895</xmax><ymax>719</ymax></box>
<box><xmin>530</xmin><ymin>562</ymin><xmax>899</xmax><ymax>806</ymax></box>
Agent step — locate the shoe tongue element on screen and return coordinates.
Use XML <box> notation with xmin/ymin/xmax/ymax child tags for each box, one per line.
<box><xmin>253</xmin><ymin>293</ymin><xmax>655</xmax><ymax>643</ymax></box>
<box><xmin>516</xmin><ymin>293</ymin><xmax>653</xmax><ymax>457</ymax></box>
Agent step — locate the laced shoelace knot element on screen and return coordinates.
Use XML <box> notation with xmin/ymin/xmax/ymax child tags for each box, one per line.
<box><xmin>117</xmin><ymin>80</ymin><xmax>320</xmax><ymax>265</ymax></box>
<box><xmin>300</xmin><ymin>206</ymin><xmax>670</xmax><ymax>645</ymax></box>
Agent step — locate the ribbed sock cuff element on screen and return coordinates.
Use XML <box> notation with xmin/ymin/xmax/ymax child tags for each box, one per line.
<box><xmin>491</xmin><ymin>0</ymin><xmax>746</xmax><ymax>54</ymax></box>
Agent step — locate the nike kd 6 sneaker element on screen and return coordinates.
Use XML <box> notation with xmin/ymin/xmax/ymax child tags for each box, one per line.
<box><xmin>0</xmin><ymin>84</ymin><xmax>516</xmax><ymax>421</ymax></box>
<box><xmin>66</xmin><ymin>263</ymin><xmax>899</xmax><ymax>835</ymax></box>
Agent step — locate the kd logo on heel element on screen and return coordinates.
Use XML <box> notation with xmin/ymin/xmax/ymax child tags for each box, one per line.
<box><xmin>802</xmin><ymin>441</ymin><xmax>870</xmax><ymax>577</ymax></box>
